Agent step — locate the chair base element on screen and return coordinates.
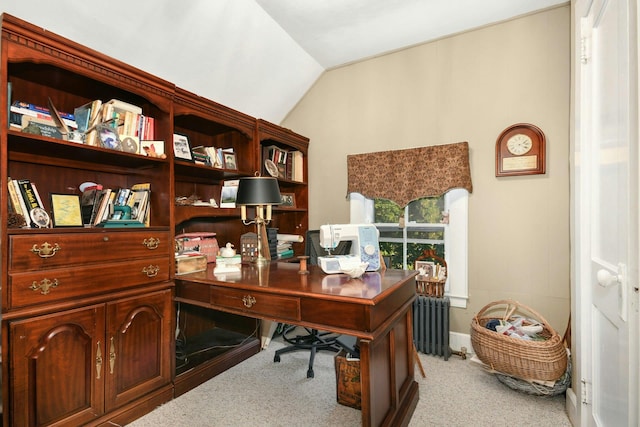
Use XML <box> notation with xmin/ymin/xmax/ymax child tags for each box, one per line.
<box><xmin>273</xmin><ymin>326</ymin><xmax>342</xmax><ymax>378</ymax></box>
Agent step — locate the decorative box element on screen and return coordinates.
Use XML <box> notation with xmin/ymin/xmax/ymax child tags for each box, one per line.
<box><xmin>175</xmin><ymin>232</ymin><xmax>219</xmax><ymax>263</ymax></box>
<box><xmin>334</xmin><ymin>350</ymin><xmax>361</xmax><ymax>409</ymax></box>
<box><xmin>175</xmin><ymin>253</ymin><xmax>208</xmax><ymax>275</ymax></box>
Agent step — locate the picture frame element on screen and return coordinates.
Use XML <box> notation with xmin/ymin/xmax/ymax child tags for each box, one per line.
<box><xmin>173</xmin><ymin>133</ymin><xmax>193</xmax><ymax>161</ymax></box>
<box><xmin>50</xmin><ymin>193</ymin><xmax>83</xmax><ymax>227</ymax></box>
<box><xmin>414</xmin><ymin>260</ymin><xmax>435</xmax><ymax>278</ymax></box>
<box><xmin>96</xmin><ymin>124</ymin><xmax>122</xmax><ymax>151</ymax></box>
<box><xmin>279</xmin><ymin>192</ymin><xmax>296</xmax><ymax>208</ymax></box>
<box><xmin>223</xmin><ymin>152</ymin><xmax>237</xmax><ymax>170</ymax></box>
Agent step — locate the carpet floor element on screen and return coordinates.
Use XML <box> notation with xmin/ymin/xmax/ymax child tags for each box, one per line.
<box><xmin>127</xmin><ymin>335</ymin><xmax>571</xmax><ymax>427</ymax></box>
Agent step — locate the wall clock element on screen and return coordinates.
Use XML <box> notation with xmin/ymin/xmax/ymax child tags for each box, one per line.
<box><xmin>495</xmin><ymin>123</ymin><xmax>546</xmax><ymax>177</ymax></box>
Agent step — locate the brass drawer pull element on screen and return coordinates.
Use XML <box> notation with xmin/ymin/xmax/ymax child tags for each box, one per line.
<box><xmin>242</xmin><ymin>295</ymin><xmax>257</xmax><ymax>308</ymax></box>
<box><xmin>109</xmin><ymin>337</ymin><xmax>116</xmax><ymax>375</ymax></box>
<box><xmin>142</xmin><ymin>265</ymin><xmax>160</xmax><ymax>277</ymax></box>
<box><xmin>143</xmin><ymin>238</ymin><xmax>160</xmax><ymax>250</ymax></box>
<box><xmin>30</xmin><ymin>242</ymin><xmax>60</xmax><ymax>258</ymax></box>
<box><xmin>30</xmin><ymin>278</ymin><xmax>59</xmax><ymax>295</ymax></box>
<box><xmin>96</xmin><ymin>341</ymin><xmax>103</xmax><ymax>380</ymax></box>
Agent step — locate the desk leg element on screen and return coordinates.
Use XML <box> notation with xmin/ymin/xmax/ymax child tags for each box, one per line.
<box><xmin>359</xmin><ymin>307</ymin><xmax>419</xmax><ymax>427</ymax></box>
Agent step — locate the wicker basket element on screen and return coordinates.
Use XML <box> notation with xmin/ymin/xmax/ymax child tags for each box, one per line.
<box><xmin>470</xmin><ymin>299</ymin><xmax>567</xmax><ymax>381</ymax></box>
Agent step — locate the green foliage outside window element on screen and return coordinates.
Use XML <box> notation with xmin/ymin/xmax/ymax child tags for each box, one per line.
<box><xmin>374</xmin><ymin>197</ymin><xmax>445</xmax><ymax>270</ymax></box>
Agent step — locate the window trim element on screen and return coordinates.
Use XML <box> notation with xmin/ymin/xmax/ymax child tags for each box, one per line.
<box><xmin>349</xmin><ymin>189</ymin><xmax>469</xmax><ymax>308</ymax></box>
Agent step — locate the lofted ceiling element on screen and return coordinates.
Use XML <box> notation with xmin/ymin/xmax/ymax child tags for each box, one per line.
<box><xmin>3</xmin><ymin>0</ymin><xmax>567</xmax><ymax>123</ymax></box>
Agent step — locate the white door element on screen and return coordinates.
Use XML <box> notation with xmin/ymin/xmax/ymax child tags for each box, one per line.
<box><xmin>574</xmin><ymin>0</ymin><xmax>639</xmax><ymax>426</ymax></box>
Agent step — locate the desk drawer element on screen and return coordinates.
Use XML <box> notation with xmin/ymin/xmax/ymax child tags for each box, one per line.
<box><xmin>8</xmin><ymin>256</ymin><xmax>169</xmax><ymax>309</ymax></box>
<box><xmin>210</xmin><ymin>286</ymin><xmax>300</xmax><ymax>321</ymax></box>
<box><xmin>9</xmin><ymin>231</ymin><xmax>170</xmax><ymax>271</ymax></box>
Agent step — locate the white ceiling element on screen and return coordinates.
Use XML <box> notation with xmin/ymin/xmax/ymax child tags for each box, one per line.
<box><xmin>3</xmin><ymin>1</ymin><xmax>567</xmax><ymax>122</ymax></box>
<box><xmin>255</xmin><ymin>0</ymin><xmax>568</xmax><ymax>69</ymax></box>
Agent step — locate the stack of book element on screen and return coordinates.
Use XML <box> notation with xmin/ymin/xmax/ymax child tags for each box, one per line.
<box><xmin>9</xmin><ymin>100</ymin><xmax>77</xmax><ymax>139</ymax></box>
<box><xmin>81</xmin><ymin>183</ymin><xmax>150</xmax><ymax>227</ymax></box>
<box><xmin>262</xmin><ymin>145</ymin><xmax>303</xmax><ymax>182</ymax></box>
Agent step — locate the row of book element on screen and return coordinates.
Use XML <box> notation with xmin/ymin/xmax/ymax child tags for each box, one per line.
<box><xmin>173</xmin><ymin>134</ymin><xmax>237</xmax><ymax>169</ymax></box>
<box><xmin>75</xmin><ymin>98</ymin><xmax>156</xmax><ymax>147</ymax></box>
<box><xmin>7</xmin><ymin>177</ymin><xmax>47</xmax><ymax>228</ymax></box>
<box><xmin>262</xmin><ymin>145</ymin><xmax>304</xmax><ymax>182</ymax></box>
<box><xmin>7</xmin><ymin>87</ymin><xmax>160</xmax><ymax>157</ymax></box>
<box><xmin>81</xmin><ymin>183</ymin><xmax>151</xmax><ymax>227</ymax></box>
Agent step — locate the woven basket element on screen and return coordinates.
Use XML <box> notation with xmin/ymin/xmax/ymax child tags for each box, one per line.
<box><xmin>470</xmin><ymin>299</ymin><xmax>568</xmax><ymax>381</ymax></box>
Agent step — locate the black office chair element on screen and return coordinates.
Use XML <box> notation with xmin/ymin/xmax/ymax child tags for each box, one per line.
<box><xmin>273</xmin><ymin>230</ymin><xmax>355</xmax><ymax>378</ymax></box>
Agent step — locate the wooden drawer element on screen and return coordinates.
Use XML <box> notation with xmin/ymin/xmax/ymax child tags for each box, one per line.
<box><xmin>8</xmin><ymin>256</ymin><xmax>169</xmax><ymax>309</ymax></box>
<box><xmin>9</xmin><ymin>231</ymin><xmax>170</xmax><ymax>271</ymax></box>
<box><xmin>210</xmin><ymin>286</ymin><xmax>301</xmax><ymax>321</ymax></box>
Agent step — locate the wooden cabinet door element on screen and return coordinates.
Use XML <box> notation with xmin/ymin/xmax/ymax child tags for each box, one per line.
<box><xmin>104</xmin><ymin>288</ymin><xmax>172</xmax><ymax>411</ymax></box>
<box><xmin>9</xmin><ymin>305</ymin><xmax>106</xmax><ymax>427</ymax></box>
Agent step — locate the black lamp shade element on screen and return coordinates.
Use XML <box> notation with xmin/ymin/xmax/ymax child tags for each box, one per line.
<box><xmin>236</xmin><ymin>177</ymin><xmax>281</xmax><ymax>205</ymax></box>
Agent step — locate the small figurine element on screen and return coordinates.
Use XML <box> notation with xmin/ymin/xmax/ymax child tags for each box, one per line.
<box><xmin>220</xmin><ymin>242</ymin><xmax>236</xmax><ymax>257</ymax></box>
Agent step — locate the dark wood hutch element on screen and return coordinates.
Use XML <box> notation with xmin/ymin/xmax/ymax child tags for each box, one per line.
<box><xmin>0</xmin><ymin>14</ymin><xmax>309</xmax><ymax>426</ymax></box>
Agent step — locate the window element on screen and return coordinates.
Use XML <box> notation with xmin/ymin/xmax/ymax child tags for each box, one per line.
<box><xmin>350</xmin><ymin>189</ymin><xmax>468</xmax><ymax>308</ymax></box>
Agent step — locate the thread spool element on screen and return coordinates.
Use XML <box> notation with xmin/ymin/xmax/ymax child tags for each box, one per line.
<box><xmin>298</xmin><ymin>256</ymin><xmax>309</xmax><ymax>274</ymax></box>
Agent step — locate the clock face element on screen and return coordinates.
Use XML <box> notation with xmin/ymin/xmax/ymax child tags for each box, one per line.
<box><xmin>506</xmin><ymin>134</ymin><xmax>533</xmax><ymax>155</ymax></box>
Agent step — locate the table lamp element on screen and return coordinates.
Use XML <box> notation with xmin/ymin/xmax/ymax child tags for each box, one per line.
<box><xmin>236</xmin><ymin>176</ymin><xmax>281</xmax><ymax>265</ymax></box>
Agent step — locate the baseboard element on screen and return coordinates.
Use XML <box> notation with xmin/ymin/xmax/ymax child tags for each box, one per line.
<box><xmin>566</xmin><ymin>387</ymin><xmax>578</xmax><ymax>425</ymax></box>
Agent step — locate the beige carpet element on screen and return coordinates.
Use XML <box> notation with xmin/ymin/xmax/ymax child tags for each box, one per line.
<box><xmin>128</xmin><ymin>337</ymin><xmax>571</xmax><ymax>427</ymax></box>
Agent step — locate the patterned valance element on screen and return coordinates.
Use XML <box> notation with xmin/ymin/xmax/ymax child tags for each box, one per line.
<box><xmin>347</xmin><ymin>141</ymin><xmax>473</xmax><ymax>207</ymax></box>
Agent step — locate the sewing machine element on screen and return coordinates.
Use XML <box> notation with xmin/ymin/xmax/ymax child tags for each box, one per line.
<box><xmin>317</xmin><ymin>224</ymin><xmax>381</xmax><ymax>274</ymax></box>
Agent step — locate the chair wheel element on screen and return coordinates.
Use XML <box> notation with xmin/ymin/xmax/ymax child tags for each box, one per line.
<box><xmin>307</xmin><ymin>368</ymin><xmax>314</xmax><ymax>378</ymax></box>
<box><xmin>274</xmin><ymin>354</ymin><xmax>281</xmax><ymax>363</ymax></box>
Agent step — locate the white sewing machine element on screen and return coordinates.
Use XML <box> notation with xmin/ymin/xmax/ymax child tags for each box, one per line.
<box><xmin>317</xmin><ymin>224</ymin><xmax>381</xmax><ymax>274</ymax></box>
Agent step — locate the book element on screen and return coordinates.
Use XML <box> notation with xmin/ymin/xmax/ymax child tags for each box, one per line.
<box><xmin>10</xmin><ymin>106</ymin><xmax>78</xmax><ymax>129</ymax></box>
<box><xmin>11</xmin><ymin>179</ymin><xmax>31</xmax><ymax>228</ymax></box>
<box><xmin>92</xmin><ymin>189</ymin><xmax>112</xmax><ymax>226</ymax></box>
<box><xmin>21</xmin><ymin>116</ymin><xmax>63</xmax><ymax>139</ymax></box>
<box><xmin>129</xmin><ymin>183</ymin><xmax>151</xmax><ymax>226</ymax></box>
<box><xmin>292</xmin><ymin>150</ymin><xmax>304</xmax><ymax>182</ymax></box>
<box><xmin>12</xmin><ymin>100</ymin><xmax>75</xmax><ymax>121</ymax></box>
<box><xmin>105</xmin><ymin>98</ymin><xmax>142</xmax><ymax>115</ymax></box>
<box><xmin>80</xmin><ymin>187</ymin><xmax>100</xmax><ymax>225</ymax></box>
<box><xmin>16</xmin><ymin>179</ymin><xmax>42</xmax><ymax>227</ymax></box>
<box><xmin>7</xmin><ymin>178</ymin><xmax>27</xmax><ymax>222</ymax></box>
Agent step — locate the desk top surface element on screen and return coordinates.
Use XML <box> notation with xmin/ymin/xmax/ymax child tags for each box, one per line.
<box><xmin>177</xmin><ymin>263</ymin><xmax>417</xmax><ymax>303</ymax></box>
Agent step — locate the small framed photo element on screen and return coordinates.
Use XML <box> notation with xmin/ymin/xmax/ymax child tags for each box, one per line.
<box><xmin>96</xmin><ymin>124</ymin><xmax>122</xmax><ymax>151</ymax></box>
<box><xmin>173</xmin><ymin>134</ymin><xmax>193</xmax><ymax>161</ymax></box>
<box><xmin>415</xmin><ymin>260</ymin><xmax>435</xmax><ymax>278</ymax></box>
<box><xmin>279</xmin><ymin>192</ymin><xmax>296</xmax><ymax>208</ymax></box>
<box><xmin>223</xmin><ymin>152</ymin><xmax>237</xmax><ymax>170</ymax></box>
<box><xmin>50</xmin><ymin>194</ymin><xmax>83</xmax><ymax>227</ymax></box>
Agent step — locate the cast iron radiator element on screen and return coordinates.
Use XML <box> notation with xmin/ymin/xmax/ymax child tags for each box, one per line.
<box><xmin>413</xmin><ymin>295</ymin><xmax>451</xmax><ymax>360</ymax></box>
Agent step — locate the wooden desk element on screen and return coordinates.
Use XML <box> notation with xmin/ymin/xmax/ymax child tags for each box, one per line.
<box><xmin>175</xmin><ymin>262</ymin><xmax>419</xmax><ymax>427</ymax></box>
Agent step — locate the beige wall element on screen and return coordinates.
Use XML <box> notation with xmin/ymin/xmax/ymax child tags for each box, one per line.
<box><xmin>282</xmin><ymin>5</ymin><xmax>571</xmax><ymax>336</ymax></box>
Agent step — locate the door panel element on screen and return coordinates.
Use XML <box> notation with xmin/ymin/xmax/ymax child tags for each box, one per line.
<box><xmin>10</xmin><ymin>305</ymin><xmax>105</xmax><ymax>427</ymax></box>
<box><xmin>576</xmin><ymin>0</ymin><xmax>639</xmax><ymax>425</ymax></box>
<box><xmin>104</xmin><ymin>288</ymin><xmax>172</xmax><ymax>411</ymax></box>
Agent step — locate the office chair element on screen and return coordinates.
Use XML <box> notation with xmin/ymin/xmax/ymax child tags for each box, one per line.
<box><xmin>273</xmin><ymin>230</ymin><xmax>354</xmax><ymax>378</ymax></box>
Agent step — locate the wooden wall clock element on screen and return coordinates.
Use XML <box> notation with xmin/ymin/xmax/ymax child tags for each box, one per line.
<box><xmin>495</xmin><ymin>123</ymin><xmax>546</xmax><ymax>177</ymax></box>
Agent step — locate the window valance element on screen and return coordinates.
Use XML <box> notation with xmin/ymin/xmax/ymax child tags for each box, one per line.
<box><xmin>347</xmin><ymin>141</ymin><xmax>473</xmax><ymax>207</ymax></box>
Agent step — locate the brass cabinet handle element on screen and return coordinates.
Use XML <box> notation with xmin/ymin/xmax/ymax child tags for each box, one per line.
<box><xmin>142</xmin><ymin>265</ymin><xmax>159</xmax><ymax>277</ymax></box>
<box><xmin>142</xmin><ymin>238</ymin><xmax>160</xmax><ymax>250</ymax></box>
<box><xmin>109</xmin><ymin>337</ymin><xmax>116</xmax><ymax>375</ymax></box>
<box><xmin>242</xmin><ymin>295</ymin><xmax>257</xmax><ymax>308</ymax></box>
<box><xmin>96</xmin><ymin>341</ymin><xmax>103</xmax><ymax>380</ymax></box>
<box><xmin>30</xmin><ymin>242</ymin><xmax>60</xmax><ymax>258</ymax></box>
<box><xmin>30</xmin><ymin>278</ymin><xmax>59</xmax><ymax>295</ymax></box>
